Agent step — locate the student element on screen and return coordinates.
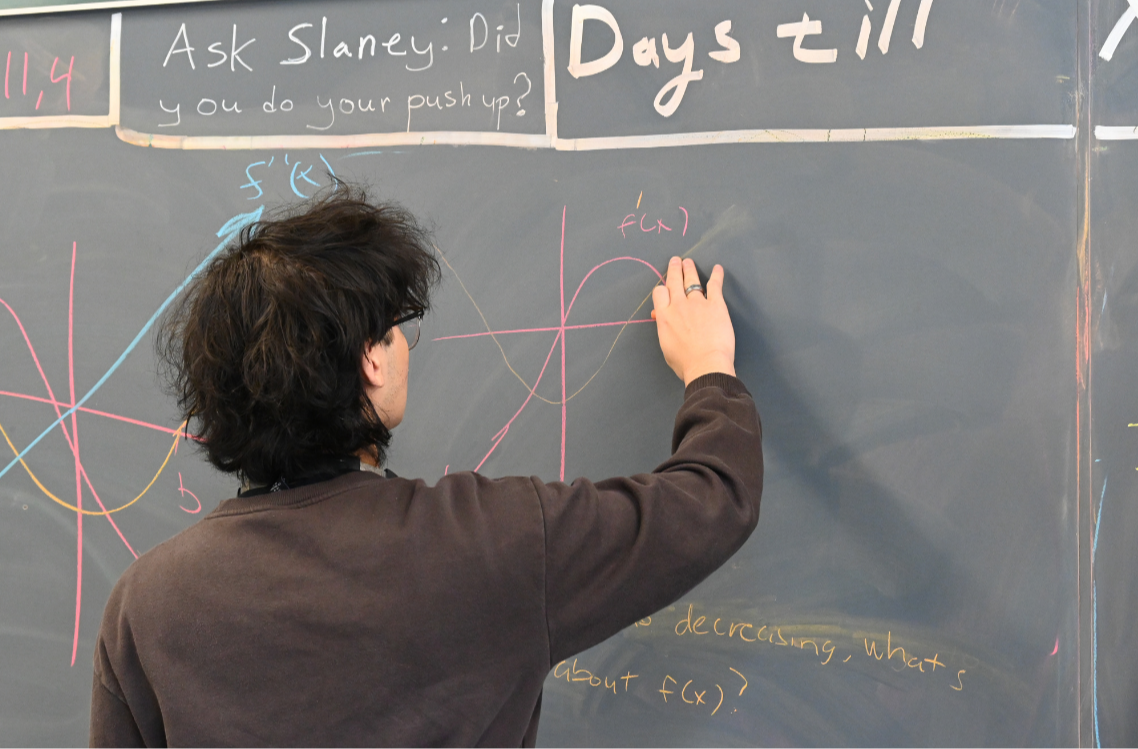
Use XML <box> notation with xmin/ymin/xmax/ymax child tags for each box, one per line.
<box><xmin>89</xmin><ymin>185</ymin><xmax>763</xmax><ymax>747</ymax></box>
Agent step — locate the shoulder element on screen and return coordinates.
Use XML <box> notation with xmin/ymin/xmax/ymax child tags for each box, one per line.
<box><xmin>391</xmin><ymin>471</ymin><xmax>549</xmax><ymax>551</ymax></box>
<box><xmin>207</xmin><ymin>470</ymin><xmax>541</xmax><ymax>517</ymax></box>
<box><xmin>103</xmin><ymin>513</ymin><xmax>213</xmax><ymax>619</ymax></box>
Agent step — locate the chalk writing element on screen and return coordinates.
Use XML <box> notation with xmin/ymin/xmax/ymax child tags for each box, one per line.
<box><xmin>778</xmin><ymin>0</ymin><xmax>937</xmax><ymax>64</ymax></box>
<box><xmin>618</xmin><ymin>201</ymin><xmax>688</xmax><ymax>238</ymax></box>
<box><xmin>176</xmin><ymin>472</ymin><xmax>202</xmax><ymax>514</ymax></box>
<box><xmin>148</xmin><ymin>2</ymin><xmax>537</xmax><ymax>137</ymax></box>
<box><xmin>154</xmin><ymin>76</ymin><xmax>536</xmax><ymax>134</ymax></box>
<box><xmin>568</xmin><ymin>0</ymin><xmax>934</xmax><ymax>116</ymax></box>
<box><xmin>777</xmin><ymin>14</ymin><xmax>837</xmax><ymax>64</ymax></box>
<box><xmin>240</xmin><ymin>153</ymin><xmax>337</xmax><ymax>199</ymax></box>
<box><xmin>669</xmin><ymin>603</ymin><xmax>970</xmax><ymax>691</ymax></box>
<box><xmin>159</xmin><ymin>7</ymin><xmax>523</xmax><ymax>76</ymax></box>
<box><xmin>549</xmin><ymin>657</ymin><xmax>750</xmax><ymax>720</ymax></box>
<box><xmin>567</xmin><ymin>5</ymin><xmax>738</xmax><ymax>117</ymax></box>
<box><xmin>553</xmin><ymin>658</ymin><xmax>638</xmax><ymax>694</ymax></box>
<box><xmin>657</xmin><ymin>666</ymin><xmax>747</xmax><ymax>717</ymax></box>
<box><xmin>2</xmin><ymin>47</ymin><xmax>74</xmax><ymax>115</ymax></box>
<box><xmin>163</xmin><ymin>23</ymin><xmax>255</xmax><ymax>72</ymax></box>
<box><xmin>111</xmin><ymin>0</ymin><xmax>1080</xmax><ymax>149</ymax></box>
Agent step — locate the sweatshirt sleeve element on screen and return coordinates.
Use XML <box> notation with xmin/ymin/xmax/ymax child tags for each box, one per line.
<box><xmin>534</xmin><ymin>373</ymin><xmax>763</xmax><ymax>663</ymax></box>
<box><xmin>90</xmin><ymin>579</ymin><xmax>167</xmax><ymax>748</ymax></box>
<box><xmin>90</xmin><ymin>678</ymin><xmax>145</xmax><ymax>748</ymax></box>
<box><xmin>90</xmin><ymin>638</ymin><xmax>147</xmax><ymax>747</ymax></box>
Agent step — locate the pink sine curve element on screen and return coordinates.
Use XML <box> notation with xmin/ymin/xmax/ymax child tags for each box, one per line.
<box><xmin>564</xmin><ymin>256</ymin><xmax>662</xmax><ymax>321</ymax></box>
<box><xmin>1051</xmin><ymin>638</ymin><xmax>1059</xmax><ymax>656</ymax></box>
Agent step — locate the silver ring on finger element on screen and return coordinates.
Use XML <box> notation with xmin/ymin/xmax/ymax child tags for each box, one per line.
<box><xmin>684</xmin><ymin>284</ymin><xmax>704</xmax><ymax>296</ymax></box>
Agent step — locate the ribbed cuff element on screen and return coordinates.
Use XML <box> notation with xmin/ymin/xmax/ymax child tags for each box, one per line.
<box><xmin>684</xmin><ymin>372</ymin><xmax>750</xmax><ymax>399</ymax></box>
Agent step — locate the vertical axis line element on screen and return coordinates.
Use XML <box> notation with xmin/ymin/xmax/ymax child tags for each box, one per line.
<box><xmin>559</xmin><ymin>206</ymin><xmax>567</xmax><ymax>482</ymax></box>
<box><xmin>68</xmin><ymin>241</ymin><xmax>82</xmax><ymax>667</ymax></box>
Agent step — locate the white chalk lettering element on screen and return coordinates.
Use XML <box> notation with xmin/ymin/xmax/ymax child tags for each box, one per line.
<box><xmin>654</xmin><ymin>33</ymin><xmax>703</xmax><ymax>117</ymax></box>
<box><xmin>407</xmin><ymin>36</ymin><xmax>433</xmax><ymax>71</ymax></box>
<box><xmin>280</xmin><ymin>23</ymin><xmax>312</xmax><ymax>65</ymax></box>
<box><xmin>263</xmin><ymin>84</ymin><xmax>294</xmax><ymax>112</ymax></box>
<box><xmin>308</xmin><ymin>95</ymin><xmax>334</xmax><ymax>130</ymax></box>
<box><xmin>163</xmin><ymin>23</ymin><xmax>196</xmax><ymax>69</ymax></box>
<box><xmin>470</xmin><ymin>12</ymin><xmax>488</xmax><ymax>52</ymax></box>
<box><xmin>383</xmin><ymin>32</ymin><xmax>406</xmax><ymax>56</ymax></box>
<box><xmin>568</xmin><ymin>4</ymin><xmax>623</xmax><ymax>78</ymax></box>
<box><xmin>158</xmin><ymin>99</ymin><xmax>180</xmax><ymax>126</ymax></box>
<box><xmin>709</xmin><ymin>20</ymin><xmax>740</xmax><ymax>63</ymax></box>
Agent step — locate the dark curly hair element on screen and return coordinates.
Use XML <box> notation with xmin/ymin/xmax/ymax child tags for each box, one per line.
<box><xmin>159</xmin><ymin>183</ymin><xmax>441</xmax><ymax>485</ymax></box>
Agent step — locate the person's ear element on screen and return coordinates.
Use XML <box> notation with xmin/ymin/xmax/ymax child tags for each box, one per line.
<box><xmin>361</xmin><ymin>341</ymin><xmax>388</xmax><ymax>389</ymax></box>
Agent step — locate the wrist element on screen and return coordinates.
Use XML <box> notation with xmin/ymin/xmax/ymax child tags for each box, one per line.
<box><xmin>682</xmin><ymin>357</ymin><xmax>736</xmax><ymax>386</ymax></box>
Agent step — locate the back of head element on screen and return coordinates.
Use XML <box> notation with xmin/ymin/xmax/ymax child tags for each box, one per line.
<box><xmin>159</xmin><ymin>183</ymin><xmax>441</xmax><ymax>485</ymax></box>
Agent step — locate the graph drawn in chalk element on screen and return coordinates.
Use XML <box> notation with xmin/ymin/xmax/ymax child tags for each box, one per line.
<box><xmin>434</xmin><ymin>205</ymin><xmax>667</xmax><ymax>481</ymax></box>
<box><xmin>0</xmin><ymin>208</ymin><xmax>260</xmax><ymax>666</ymax></box>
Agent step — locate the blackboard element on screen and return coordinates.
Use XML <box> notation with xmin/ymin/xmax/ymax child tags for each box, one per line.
<box><xmin>0</xmin><ymin>0</ymin><xmax>1126</xmax><ymax>745</ymax></box>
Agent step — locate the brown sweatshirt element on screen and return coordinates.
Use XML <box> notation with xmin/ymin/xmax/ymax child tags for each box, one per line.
<box><xmin>90</xmin><ymin>373</ymin><xmax>763</xmax><ymax>747</ymax></box>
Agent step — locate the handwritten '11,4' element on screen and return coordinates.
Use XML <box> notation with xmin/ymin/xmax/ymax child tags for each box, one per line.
<box><xmin>3</xmin><ymin>50</ymin><xmax>74</xmax><ymax>112</ymax></box>
<box><xmin>568</xmin><ymin>0</ymin><xmax>935</xmax><ymax>118</ymax></box>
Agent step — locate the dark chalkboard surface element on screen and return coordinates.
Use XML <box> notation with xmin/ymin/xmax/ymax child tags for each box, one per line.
<box><xmin>0</xmin><ymin>0</ymin><xmax>1124</xmax><ymax>746</ymax></box>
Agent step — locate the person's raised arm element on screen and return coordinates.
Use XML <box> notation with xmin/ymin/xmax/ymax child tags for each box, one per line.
<box><xmin>537</xmin><ymin>257</ymin><xmax>760</xmax><ymax>661</ymax></box>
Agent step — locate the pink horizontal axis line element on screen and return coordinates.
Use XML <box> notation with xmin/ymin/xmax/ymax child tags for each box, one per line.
<box><xmin>0</xmin><ymin>390</ymin><xmax>200</xmax><ymax>440</ymax></box>
<box><xmin>434</xmin><ymin>317</ymin><xmax>654</xmax><ymax>342</ymax></box>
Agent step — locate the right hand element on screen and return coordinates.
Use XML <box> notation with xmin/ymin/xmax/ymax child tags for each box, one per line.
<box><xmin>651</xmin><ymin>257</ymin><xmax>736</xmax><ymax>385</ymax></box>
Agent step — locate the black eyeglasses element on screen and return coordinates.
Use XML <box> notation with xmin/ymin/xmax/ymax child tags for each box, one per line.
<box><xmin>393</xmin><ymin>311</ymin><xmax>423</xmax><ymax>350</ymax></box>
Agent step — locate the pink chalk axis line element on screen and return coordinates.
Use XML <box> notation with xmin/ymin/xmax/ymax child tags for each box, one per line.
<box><xmin>559</xmin><ymin>206</ymin><xmax>567</xmax><ymax>483</ymax></box>
<box><xmin>443</xmin><ymin>209</ymin><xmax>665</xmax><ymax>481</ymax></box>
<box><xmin>0</xmin><ymin>390</ymin><xmax>190</xmax><ymax>437</ymax></box>
<box><xmin>432</xmin><ymin>318</ymin><xmax>653</xmax><ymax>342</ymax></box>
<box><xmin>68</xmin><ymin>239</ymin><xmax>82</xmax><ymax>668</ymax></box>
